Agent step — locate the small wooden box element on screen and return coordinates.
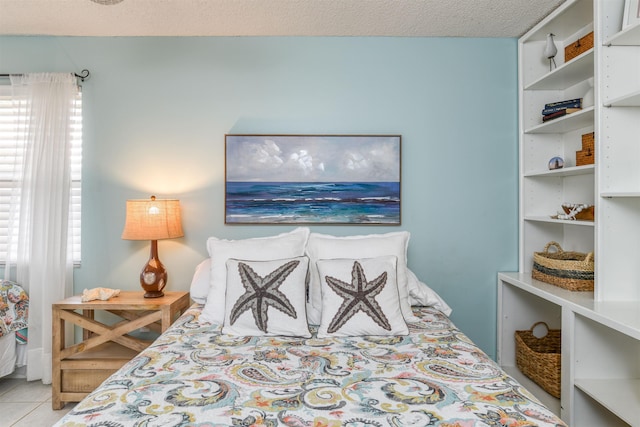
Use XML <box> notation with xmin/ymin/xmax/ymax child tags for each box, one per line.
<box><xmin>576</xmin><ymin>132</ymin><xmax>595</xmax><ymax>166</ymax></box>
<box><xmin>565</xmin><ymin>31</ymin><xmax>594</xmax><ymax>62</ymax></box>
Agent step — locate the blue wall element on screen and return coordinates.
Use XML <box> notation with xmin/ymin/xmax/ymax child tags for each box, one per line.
<box><xmin>0</xmin><ymin>36</ymin><xmax>518</xmax><ymax>358</ymax></box>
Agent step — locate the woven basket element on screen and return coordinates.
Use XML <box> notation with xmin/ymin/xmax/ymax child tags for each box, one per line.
<box><xmin>532</xmin><ymin>241</ymin><xmax>594</xmax><ymax>291</ymax></box>
<box><xmin>515</xmin><ymin>322</ymin><xmax>561</xmax><ymax>398</ymax></box>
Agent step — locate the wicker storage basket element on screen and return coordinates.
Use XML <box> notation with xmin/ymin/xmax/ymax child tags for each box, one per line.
<box><xmin>515</xmin><ymin>322</ymin><xmax>561</xmax><ymax>398</ymax></box>
<box><xmin>532</xmin><ymin>241</ymin><xmax>594</xmax><ymax>291</ymax></box>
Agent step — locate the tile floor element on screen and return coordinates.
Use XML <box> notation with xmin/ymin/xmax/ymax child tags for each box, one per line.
<box><xmin>0</xmin><ymin>378</ymin><xmax>75</xmax><ymax>427</ymax></box>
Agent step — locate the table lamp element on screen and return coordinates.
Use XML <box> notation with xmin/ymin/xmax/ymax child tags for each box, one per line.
<box><xmin>121</xmin><ymin>195</ymin><xmax>184</xmax><ymax>298</ymax></box>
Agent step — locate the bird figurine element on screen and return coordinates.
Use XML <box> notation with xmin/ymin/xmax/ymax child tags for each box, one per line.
<box><xmin>544</xmin><ymin>33</ymin><xmax>558</xmax><ymax>71</ymax></box>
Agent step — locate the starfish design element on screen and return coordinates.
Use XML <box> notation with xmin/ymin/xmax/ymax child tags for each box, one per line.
<box><xmin>230</xmin><ymin>260</ymin><xmax>300</xmax><ymax>332</ymax></box>
<box><xmin>325</xmin><ymin>261</ymin><xmax>390</xmax><ymax>333</ymax></box>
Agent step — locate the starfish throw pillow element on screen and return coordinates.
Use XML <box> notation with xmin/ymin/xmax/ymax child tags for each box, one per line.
<box><xmin>305</xmin><ymin>231</ymin><xmax>416</xmax><ymax>326</ymax></box>
<box><xmin>316</xmin><ymin>256</ymin><xmax>408</xmax><ymax>338</ymax></box>
<box><xmin>222</xmin><ymin>256</ymin><xmax>311</xmax><ymax>337</ymax></box>
<box><xmin>200</xmin><ymin>227</ymin><xmax>310</xmax><ymax>325</ymax></box>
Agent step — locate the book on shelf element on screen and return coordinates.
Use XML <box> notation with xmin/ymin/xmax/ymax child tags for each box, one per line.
<box><xmin>544</xmin><ymin>98</ymin><xmax>583</xmax><ymax>109</ymax></box>
<box><xmin>542</xmin><ymin>100</ymin><xmax>583</xmax><ymax>115</ymax></box>
<box><xmin>542</xmin><ymin>108</ymin><xmax>582</xmax><ymax>122</ymax></box>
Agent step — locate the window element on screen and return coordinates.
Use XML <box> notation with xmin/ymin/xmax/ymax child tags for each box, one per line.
<box><xmin>0</xmin><ymin>84</ymin><xmax>82</xmax><ymax>263</ymax></box>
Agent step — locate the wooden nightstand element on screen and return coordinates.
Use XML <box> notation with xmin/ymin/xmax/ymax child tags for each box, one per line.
<box><xmin>52</xmin><ymin>291</ymin><xmax>190</xmax><ymax>409</ymax></box>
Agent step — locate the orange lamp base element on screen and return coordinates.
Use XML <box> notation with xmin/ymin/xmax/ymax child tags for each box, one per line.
<box><xmin>140</xmin><ymin>240</ymin><xmax>167</xmax><ymax>298</ymax></box>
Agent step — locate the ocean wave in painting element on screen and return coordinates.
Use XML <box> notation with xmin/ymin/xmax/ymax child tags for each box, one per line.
<box><xmin>225</xmin><ymin>182</ymin><xmax>400</xmax><ymax>224</ymax></box>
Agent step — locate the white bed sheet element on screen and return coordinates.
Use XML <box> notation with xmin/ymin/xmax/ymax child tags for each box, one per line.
<box><xmin>0</xmin><ymin>332</ymin><xmax>17</xmax><ymax>378</ymax></box>
<box><xmin>0</xmin><ymin>332</ymin><xmax>26</xmax><ymax>378</ymax></box>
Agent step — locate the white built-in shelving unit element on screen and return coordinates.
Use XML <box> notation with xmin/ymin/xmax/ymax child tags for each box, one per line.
<box><xmin>499</xmin><ymin>0</ymin><xmax>640</xmax><ymax>425</ymax></box>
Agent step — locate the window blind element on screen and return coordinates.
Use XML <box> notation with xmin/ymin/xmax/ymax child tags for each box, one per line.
<box><xmin>0</xmin><ymin>84</ymin><xmax>82</xmax><ymax>263</ymax></box>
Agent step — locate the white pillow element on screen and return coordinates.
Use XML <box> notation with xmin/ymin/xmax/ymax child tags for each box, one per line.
<box><xmin>222</xmin><ymin>256</ymin><xmax>311</xmax><ymax>337</ymax></box>
<box><xmin>305</xmin><ymin>231</ymin><xmax>416</xmax><ymax>325</ymax></box>
<box><xmin>190</xmin><ymin>258</ymin><xmax>452</xmax><ymax>317</ymax></box>
<box><xmin>189</xmin><ymin>258</ymin><xmax>211</xmax><ymax>304</ymax></box>
<box><xmin>407</xmin><ymin>269</ymin><xmax>453</xmax><ymax>316</ymax></box>
<box><xmin>199</xmin><ymin>227</ymin><xmax>310</xmax><ymax>324</ymax></box>
<box><xmin>316</xmin><ymin>256</ymin><xmax>408</xmax><ymax>337</ymax></box>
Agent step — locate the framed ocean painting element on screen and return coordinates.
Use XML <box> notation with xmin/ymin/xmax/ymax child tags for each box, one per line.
<box><xmin>225</xmin><ymin>134</ymin><xmax>401</xmax><ymax>224</ymax></box>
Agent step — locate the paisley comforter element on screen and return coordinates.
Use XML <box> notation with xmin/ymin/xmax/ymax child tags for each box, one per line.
<box><xmin>0</xmin><ymin>280</ymin><xmax>28</xmax><ymax>339</ymax></box>
<box><xmin>54</xmin><ymin>306</ymin><xmax>566</xmax><ymax>427</ymax></box>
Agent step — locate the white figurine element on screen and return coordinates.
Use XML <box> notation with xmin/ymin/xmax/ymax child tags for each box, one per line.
<box><xmin>545</xmin><ymin>33</ymin><xmax>558</xmax><ymax>71</ymax></box>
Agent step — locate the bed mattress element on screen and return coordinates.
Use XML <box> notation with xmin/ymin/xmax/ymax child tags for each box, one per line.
<box><xmin>55</xmin><ymin>305</ymin><xmax>566</xmax><ymax>427</ymax></box>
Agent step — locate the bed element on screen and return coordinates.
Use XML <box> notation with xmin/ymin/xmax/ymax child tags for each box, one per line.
<box><xmin>0</xmin><ymin>280</ymin><xmax>28</xmax><ymax>378</ymax></box>
<box><xmin>54</xmin><ymin>229</ymin><xmax>566</xmax><ymax>427</ymax></box>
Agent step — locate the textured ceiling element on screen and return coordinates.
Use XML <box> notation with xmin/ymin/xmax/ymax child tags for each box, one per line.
<box><xmin>0</xmin><ymin>0</ymin><xmax>565</xmax><ymax>38</ymax></box>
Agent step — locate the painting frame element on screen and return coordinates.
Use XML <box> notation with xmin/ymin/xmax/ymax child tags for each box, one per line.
<box><xmin>623</xmin><ymin>0</ymin><xmax>640</xmax><ymax>28</ymax></box>
<box><xmin>225</xmin><ymin>134</ymin><xmax>401</xmax><ymax>225</ymax></box>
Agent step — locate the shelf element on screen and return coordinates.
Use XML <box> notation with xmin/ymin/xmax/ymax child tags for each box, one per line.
<box><xmin>500</xmin><ymin>273</ymin><xmax>640</xmax><ymax>339</ymax></box>
<box><xmin>524</xmin><ymin>215</ymin><xmax>595</xmax><ymax>226</ymax></box>
<box><xmin>583</xmin><ymin>301</ymin><xmax>640</xmax><ymax>340</ymax></box>
<box><xmin>574</xmin><ymin>379</ymin><xmax>640</xmax><ymax>426</ymax></box>
<box><xmin>525</xmin><ymin>107</ymin><xmax>594</xmax><ymax>134</ymax></box>
<box><xmin>513</xmin><ymin>0</ymin><xmax>640</xmax><ymax>424</ymax></box>
<box><xmin>604</xmin><ymin>89</ymin><xmax>640</xmax><ymax>107</ymax></box>
<box><xmin>525</xmin><ymin>0</ymin><xmax>594</xmax><ymax>42</ymax></box>
<box><xmin>500</xmin><ymin>273</ymin><xmax>640</xmax><ymax>425</ymax></box>
<box><xmin>525</xmin><ymin>49</ymin><xmax>594</xmax><ymax>90</ymax></box>
<box><xmin>63</xmin><ymin>342</ymin><xmax>140</xmax><ymax>361</ymax></box>
<box><xmin>601</xmin><ymin>192</ymin><xmax>640</xmax><ymax>198</ymax></box>
<box><xmin>499</xmin><ymin>272</ymin><xmax>595</xmax><ymax>314</ymax></box>
<box><xmin>525</xmin><ymin>164</ymin><xmax>594</xmax><ymax>178</ymax></box>
<box><xmin>604</xmin><ymin>22</ymin><xmax>640</xmax><ymax>46</ymax></box>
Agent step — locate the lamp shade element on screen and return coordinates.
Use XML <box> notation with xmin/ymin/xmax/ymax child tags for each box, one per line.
<box><xmin>121</xmin><ymin>196</ymin><xmax>184</xmax><ymax>241</ymax></box>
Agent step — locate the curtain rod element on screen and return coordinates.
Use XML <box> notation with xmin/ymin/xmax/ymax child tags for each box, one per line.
<box><xmin>0</xmin><ymin>69</ymin><xmax>90</xmax><ymax>82</ymax></box>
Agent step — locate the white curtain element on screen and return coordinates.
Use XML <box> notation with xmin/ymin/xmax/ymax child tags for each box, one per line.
<box><xmin>4</xmin><ymin>73</ymin><xmax>77</xmax><ymax>383</ymax></box>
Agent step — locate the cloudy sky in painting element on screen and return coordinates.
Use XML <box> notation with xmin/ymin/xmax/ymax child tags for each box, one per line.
<box><xmin>226</xmin><ymin>135</ymin><xmax>400</xmax><ymax>182</ymax></box>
